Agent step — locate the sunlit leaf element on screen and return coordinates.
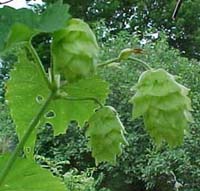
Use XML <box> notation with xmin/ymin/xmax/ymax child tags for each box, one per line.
<box><xmin>5</xmin><ymin>49</ymin><xmax>50</xmax><ymax>151</ymax></box>
<box><xmin>0</xmin><ymin>155</ymin><xmax>66</xmax><ymax>191</ymax></box>
<box><xmin>44</xmin><ymin>76</ymin><xmax>109</xmax><ymax>134</ymax></box>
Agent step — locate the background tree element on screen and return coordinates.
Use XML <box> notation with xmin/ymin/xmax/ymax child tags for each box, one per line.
<box><xmin>0</xmin><ymin>1</ymin><xmax>200</xmax><ymax>191</ymax></box>
<box><xmin>40</xmin><ymin>0</ymin><xmax>200</xmax><ymax>60</ymax></box>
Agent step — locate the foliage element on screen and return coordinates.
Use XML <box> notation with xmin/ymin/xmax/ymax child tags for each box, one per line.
<box><xmin>0</xmin><ymin>2</ymin><xmax>197</xmax><ymax>191</ymax></box>
<box><xmin>98</xmin><ymin>32</ymin><xmax>200</xmax><ymax>191</ymax></box>
<box><xmin>0</xmin><ymin>2</ymin><xmax>129</xmax><ymax>190</ymax></box>
<box><xmin>35</xmin><ymin>31</ymin><xmax>200</xmax><ymax>191</ymax></box>
<box><xmin>36</xmin><ymin>153</ymin><xmax>111</xmax><ymax>191</ymax></box>
<box><xmin>43</xmin><ymin>0</ymin><xmax>200</xmax><ymax>60</ymax></box>
<box><xmin>0</xmin><ymin>2</ymin><xmax>70</xmax><ymax>52</ymax></box>
<box><xmin>0</xmin><ymin>103</ymin><xmax>17</xmax><ymax>154</ymax></box>
<box><xmin>0</xmin><ymin>155</ymin><xmax>66</xmax><ymax>191</ymax></box>
<box><xmin>6</xmin><ymin>49</ymin><xmax>51</xmax><ymax>149</ymax></box>
<box><xmin>35</xmin><ymin>154</ymin><xmax>98</xmax><ymax>190</ymax></box>
<box><xmin>64</xmin><ymin>169</ymin><xmax>96</xmax><ymax>191</ymax></box>
<box><xmin>0</xmin><ymin>54</ymin><xmax>16</xmax><ymax>102</ymax></box>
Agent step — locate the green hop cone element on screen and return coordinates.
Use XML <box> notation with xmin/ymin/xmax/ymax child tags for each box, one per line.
<box><xmin>86</xmin><ymin>106</ymin><xmax>128</xmax><ymax>164</ymax></box>
<box><xmin>52</xmin><ymin>18</ymin><xmax>99</xmax><ymax>82</ymax></box>
<box><xmin>130</xmin><ymin>69</ymin><xmax>193</xmax><ymax>147</ymax></box>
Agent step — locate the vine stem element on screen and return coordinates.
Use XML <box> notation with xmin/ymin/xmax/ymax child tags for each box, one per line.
<box><xmin>97</xmin><ymin>56</ymin><xmax>151</xmax><ymax>70</ymax></box>
<box><xmin>0</xmin><ymin>92</ymin><xmax>55</xmax><ymax>186</ymax></box>
<box><xmin>97</xmin><ymin>57</ymin><xmax>120</xmax><ymax>68</ymax></box>
<box><xmin>127</xmin><ymin>57</ymin><xmax>152</xmax><ymax>70</ymax></box>
<box><xmin>27</xmin><ymin>42</ymin><xmax>52</xmax><ymax>89</ymax></box>
<box><xmin>50</xmin><ymin>44</ymin><xmax>55</xmax><ymax>86</ymax></box>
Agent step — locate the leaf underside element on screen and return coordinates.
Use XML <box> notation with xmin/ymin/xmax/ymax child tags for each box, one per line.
<box><xmin>6</xmin><ymin>48</ymin><xmax>50</xmax><ymax>150</ymax></box>
<box><xmin>45</xmin><ymin>76</ymin><xmax>109</xmax><ymax>134</ymax></box>
<box><xmin>6</xmin><ymin>49</ymin><xmax>109</xmax><ymax>150</ymax></box>
<box><xmin>0</xmin><ymin>155</ymin><xmax>66</xmax><ymax>191</ymax></box>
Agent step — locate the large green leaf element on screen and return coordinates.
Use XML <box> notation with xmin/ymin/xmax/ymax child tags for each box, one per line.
<box><xmin>0</xmin><ymin>155</ymin><xmax>66</xmax><ymax>191</ymax></box>
<box><xmin>44</xmin><ymin>76</ymin><xmax>109</xmax><ymax>134</ymax></box>
<box><xmin>5</xmin><ymin>23</ymin><xmax>37</xmax><ymax>49</ymax></box>
<box><xmin>0</xmin><ymin>2</ymin><xmax>70</xmax><ymax>52</ymax></box>
<box><xmin>6</xmin><ymin>49</ymin><xmax>50</xmax><ymax>150</ymax></box>
<box><xmin>37</xmin><ymin>3</ymin><xmax>70</xmax><ymax>32</ymax></box>
<box><xmin>6</xmin><ymin>51</ymin><xmax>109</xmax><ymax>150</ymax></box>
<box><xmin>130</xmin><ymin>69</ymin><xmax>192</xmax><ymax>147</ymax></box>
<box><xmin>86</xmin><ymin>106</ymin><xmax>128</xmax><ymax>164</ymax></box>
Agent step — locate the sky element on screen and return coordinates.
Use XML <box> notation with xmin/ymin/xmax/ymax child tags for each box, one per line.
<box><xmin>0</xmin><ymin>0</ymin><xmax>43</xmax><ymax>9</ymax></box>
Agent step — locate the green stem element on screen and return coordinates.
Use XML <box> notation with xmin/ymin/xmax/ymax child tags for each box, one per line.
<box><xmin>27</xmin><ymin>42</ymin><xmax>52</xmax><ymax>89</ymax></box>
<box><xmin>97</xmin><ymin>56</ymin><xmax>151</xmax><ymax>70</ymax></box>
<box><xmin>58</xmin><ymin>95</ymin><xmax>103</xmax><ymax>108</ymax></box>
<box><xmin>97</xmin><ymin>57</ymin><xmax>120</xmax><ymax>68</ymax></box>
<box><xmin>0</xmin><ymin>92</ymin><xmax>55</xmax><ymax>186</ymax></box>
<box><xmin>50</xmin><ymin>40</ymin><xmax>55</xmax><ymax>86</ymax></box>
<box><xmin>128</xmin><ymin>57</ymin><xmax>152</xmax><ymax>70</ymax></box>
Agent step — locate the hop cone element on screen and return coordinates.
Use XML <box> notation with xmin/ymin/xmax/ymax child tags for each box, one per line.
<box><xmin>52</xmin><ymin>18</ymin><xmax>99</xmax><ymax>82</ymax></box>
<box><xmin>130</xmin><ymin>69</ymin><xmax>193</xmax><ymax>146</ymax></box>
<box><xmin>86</xmin><ymin>106</ymin><xmax>128</xmax><ymax>164</ymax></box>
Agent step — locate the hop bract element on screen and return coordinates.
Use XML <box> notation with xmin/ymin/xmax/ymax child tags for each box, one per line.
<box><xmin>130</xmin><ymin>69</ymin><xmax>193</xmax><ymax>147</ymax></box>
<box><xmin>52</xmin><ymin>18</ymin><xmax>99</xmax><ymax>82</ymax></box>
<box><xmin>86</xmin><ymin>106</ymin><xmax>128</xmax><ymax>164</ymax></box>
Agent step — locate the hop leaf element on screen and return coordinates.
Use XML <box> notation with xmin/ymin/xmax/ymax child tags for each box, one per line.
<box><xmin>6</xmin><ymin>49</ymin><xmax>50</xmax><ymax>150</ymax></box>
<box><xmin>45</xmin><ymin>75</ymin><xmax>109</xmax><ymax>134</ymax></box>
<box><xmin>0</xmin><ymin>155</ymin><xmax>65</xmax><ymax>191</ymax></box>
<box><xmin>130</xmin><ymin>69</ymin><xmax>193</xmax><ymax>147</ymax></box>
<box><xmin>86</xmin><ymin>106</ymin><xmax>128</xmax><ymax>164</ymax></box>
<box><xmin>6</xmin><ymin>49</ymin><xmax>109</xmax><ymax>151</ymax></box>
<box><xmin>0</xmin><ymin>2</ymin><xmax>70</xmax><ymax>52</ymax></box>
<box><xmin>52</xmin><ymin>18</ymin><xmax>99</xmax><ymax>82</ymax></box>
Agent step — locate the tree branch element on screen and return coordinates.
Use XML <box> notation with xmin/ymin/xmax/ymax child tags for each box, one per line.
<box><xmin>0</xmin><ymin>0</ymin><xmax>14</xmax><ymax>5</ymax></box>
<box><xmin>172</xmin><ymin>0</ymin><xmax>183</xmax><ymax>20</ymax></box>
